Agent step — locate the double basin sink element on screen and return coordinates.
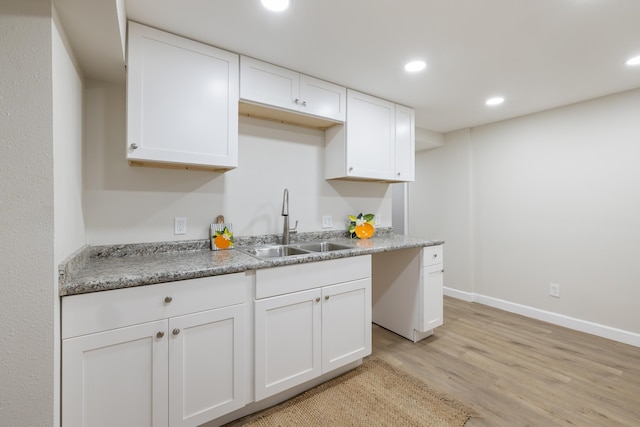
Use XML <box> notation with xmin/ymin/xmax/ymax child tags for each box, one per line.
<box><xmin>239</xmin><ymin>241</ymin><xmax>353</xmax><ymax>259</ymax></box>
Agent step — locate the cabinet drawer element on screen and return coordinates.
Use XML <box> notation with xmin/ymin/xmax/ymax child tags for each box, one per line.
<box><xmin>62</xmin><ymin>273</ymin><xmax>247</xmax><ymax>339</ymax></box>
<box><xmin>422</xmin><ymin>245</ymin><xmax>443</xmax><ymax>266</ymax></box>
<box><xmin>255</xmin><ymin>255</ymin><xmax>371</xmax><ymax>299</ymax></box>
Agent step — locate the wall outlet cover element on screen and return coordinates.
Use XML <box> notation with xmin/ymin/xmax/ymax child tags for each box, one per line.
<box><xmin>175</xmin><ymin>217</ymin><xmax>187</xmax><ymax>235</ymax></box>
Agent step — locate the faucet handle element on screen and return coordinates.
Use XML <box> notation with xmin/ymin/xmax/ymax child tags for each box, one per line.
<box><xmin>290</xmin><ymin>220</ymin><xmax>298</xmax><ymax>232</ymax></box>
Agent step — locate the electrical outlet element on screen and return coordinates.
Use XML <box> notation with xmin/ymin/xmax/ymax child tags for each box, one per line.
<box><xmin>174</xmin><ymin>217</ymin><xmax>187</xmax><ymax>235</ymax></box>
<box><xmin>549</xmin><ymin>283</ymin><xmax>560</xmax><ymax>298</ymax></box>
<box><xmin>375</xmin><ymin>213</ymin><xmax>381</xmax><ymax>226</ymax></box>
<box><xmin>322</xmin><ymin>215</ymin><xmax>333</xmax><ymax>229</ymax></box>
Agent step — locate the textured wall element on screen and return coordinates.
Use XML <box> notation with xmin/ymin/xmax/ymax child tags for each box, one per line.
<box><xmin>0</xmin><ymin>0</ymin><xmax>56</xmax><ymax>425</ymax></box>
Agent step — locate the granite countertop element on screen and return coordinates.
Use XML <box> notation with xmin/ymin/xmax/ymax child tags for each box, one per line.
<box><xmin>59</xmin><ymin>229</ymin><xmax>443</xmax><ymax>297</ymax></box>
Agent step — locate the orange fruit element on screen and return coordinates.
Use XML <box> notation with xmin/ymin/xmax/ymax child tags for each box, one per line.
<box><xmin>355</xmin><ymin>222</ymin><xmax>374</xmax><ymax>239</ymax></box>
<box><xmin>214</xmin><ymin>234</ymin><xmax>231</xmax><ymax>249</ymax></box>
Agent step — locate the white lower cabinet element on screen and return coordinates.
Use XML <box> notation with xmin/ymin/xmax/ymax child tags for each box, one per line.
<box><xmin>420</xmin><ymin>245</ymin><xmax>444</xmax><ymax>331</ymax></box>
<box><xmin>61</xmin><ymin>274</ymin><xmax>248</xmax><ymax>427</ymax></box>
<box><xmin>254</xmin><ymin>256</ymin><xmax>372</xmax><ymax>401</ymax></box>
<box><xmin>372</xmin><ymin>245</ymin><xmax>444</xmax><ymax>342</ymax></box>
<box><xmin>168</xmin><ymin>305</ymin><xmax>245</xmax><ymax>427</ymax></box>
<box><xmin>62</xmin><ymin>320</ymin><xmax>169</xmax><ymax>427</ymax></box>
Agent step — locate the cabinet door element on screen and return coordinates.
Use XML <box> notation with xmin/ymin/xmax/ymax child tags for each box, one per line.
<box><xmin>168</xmin><ymin>304</ymin><xmax>245</xmax><ymax>427</ymax></box>
<box><xmin>422</xmin><ymin>264</ymin><xmax>444</xmax><ymax>331</ymax></box>
<box><xmin>127</xmin><ymin>22</ymin><xmax>239</xmax><ymax>169</ymax></box>
<box><xmin>395</xmin><ymin>105</ymin><xmax>415</xmax><ymax>182</ymax></box>
<box><xmin>240</xmin><ymin>56</ymin><xmax>300</xmax><ymax>112</ymax></box>
<box><xmin>345</xmin><ymin>90</ymin><xmax>396</xmax><ymax>180</ymax></box>
<box><xmin>299</xmin><ymin>74</ymin><xmax>346</xmax><ymax>121</ymax></box>
<box><xmin>62</xmin><ymin>320</ymin><xmax>168</xmax><ymax>427</ymax></box>
<box><xmin>254</xmin><ymin>288</ymin><xmax>322</xmax><ymax>401</ymax></box>
<box><xmin>322</xmin><ymin>278</ymin><xmax>372</xmax><ymax>372</ymax></box>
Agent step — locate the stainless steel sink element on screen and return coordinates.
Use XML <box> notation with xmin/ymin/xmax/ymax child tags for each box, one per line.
<box><xmin>292</xmin><ymin>241</ymin><xmax>352</xmax><ymax>252</ymax></box>
<box><xmin>242</xmin><ymin>246</ymin><xmax>309</xmax><ymax>258</ymax></box>
<box><xmin>238</xmin><ymin>241</ymin><xmax>353</xmax><ymax>259</ymax></box>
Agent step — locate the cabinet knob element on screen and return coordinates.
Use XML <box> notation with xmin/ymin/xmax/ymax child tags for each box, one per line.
<box><xmin>325</xmin><ymin>295</ymin><xmax>330</xmax><ymax>300</ymax></box>
<box><xmin>302</xmin><ymin>100</ymin><xmax>307</xmax><ymax>107</ymax></box>
<box><xmin>129</xmin><ymin>143</ymin><xmax>138</xmax><ymax>150</ymax></box>
<box><xmin>315</xmin><ymin>297</ymin><xmax>321</xmax><ymax>302</ymax></box>
<box><xmin>348</xmin><ymin>167</ymin><xmax>354</xmax><ymax>173</ymax></box>
<box><xmin>172</xmin><ymin>328</ymin><xmax>181</xmax><ymax>336</ymax></box>
<box><xmin>433</xmin><ymin>254</ymin><xmax>438</xmax><ymax>258</ymax></box>
<box><xmin>164</xmin><ymin>296</ymin><xmax>173</xmax><ymax>304</ymax></box>
<box><xmin>397</xmin><ymin>172</ymin><xmax>401</xmax><ymax>176</ymax></box>
<box><xmin>156</xmin><ymin>331</ymin><xmax>165</xmax><ymax>339</ymax></box>
<box><xmin>294</xmin><ymin>98</ymin><xmax>300</xmax><ymax>104</ymax></box>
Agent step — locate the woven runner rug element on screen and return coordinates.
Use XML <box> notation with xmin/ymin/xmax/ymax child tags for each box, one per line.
<box><xmin>241</xmin><ymin>358</ymin><xmax>474</xmax><ymax>426</ymax></box>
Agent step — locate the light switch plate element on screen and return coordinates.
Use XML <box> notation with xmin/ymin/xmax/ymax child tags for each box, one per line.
<box><xmin>321</xmin><ymin>215</ymin><xmax>333</xmax><ymax>229</ymax></box>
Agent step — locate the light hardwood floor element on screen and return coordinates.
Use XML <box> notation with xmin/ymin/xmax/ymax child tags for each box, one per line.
<box><xmin>372</xmin><ymin>296</ymin><xmax>640</xmax><ymax>426</ymax></box>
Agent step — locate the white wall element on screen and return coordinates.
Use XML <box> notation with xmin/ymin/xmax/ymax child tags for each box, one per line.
<box><xmin>409</xmin><ymin>128</ymin><xmax>474</xmax><ymax>293</ymax></box>
<box><xmin>83</xmin><ymin>83</ymin><xmax>393</xmax><ymax>245</ymax></box>
<box><xmin>53</xmin><ymin>10</ymin><xmax>85</xmax><ymax>264</ymax></box>
<box><xmin>411</xmin><ymin>89</ymin><xmax>640</xmax><ymax>340</ymax></box>
<box><xmin>0</xmin><ymin>1</ymin><xmax>56</xmax><ymax>425</ymax></box>
<box><xmin>52</xmin><ymin>7</ymin><xmax>86</xmax><ymax>426</ymax></box>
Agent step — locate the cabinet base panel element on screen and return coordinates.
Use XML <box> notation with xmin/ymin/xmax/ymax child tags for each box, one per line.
<box><xmin>372</xmin><ymin>322</ymin><xmax>434</xmax><ymax>343</ymax></box>
<box><xmin>128</xmin><ymin>160</ymin><xmax>234</xmax><ymax>172</ymax></box>
<box><xmin>205</xmin><ymin>360</ymin><xmax>362</xmax><ymax>427</ymax></box>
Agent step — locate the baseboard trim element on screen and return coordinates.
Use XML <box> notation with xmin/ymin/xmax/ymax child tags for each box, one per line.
<box><xmin>444</xmin><ymin>287</ymin><xmax>640</xmax><ymax>348</ymax></box>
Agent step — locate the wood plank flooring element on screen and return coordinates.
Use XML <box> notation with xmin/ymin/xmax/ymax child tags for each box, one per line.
<box><xmin>372</xmin><ymin>296</ymin><xmax>640</xmax><ymax>427</ymax></box>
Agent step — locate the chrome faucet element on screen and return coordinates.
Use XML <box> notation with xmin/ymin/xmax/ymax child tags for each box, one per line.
<box><xmin>281</xmin><ymin>188</ymin><xmax>298</xmax><ymax>244</ymax></box>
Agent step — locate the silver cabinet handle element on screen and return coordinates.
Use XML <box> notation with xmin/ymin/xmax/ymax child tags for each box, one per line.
<box><xmin>325</xmin><ymin>295</ymin><xmax>330</xmax><ymax>300</ymax></box>
<box><xmin>433</xmin><ymin>253</ymin><xmax>438</xmax><ymax>258</ymax></box>
<box><xmin>156</xmin><ymin>331</ymin><xmax>165</xmax><ymax>339</ymax></box>
<box><xmin>294</xmin><ymin>98</ymin><xmax>300</xmax><ymax>104</ymax></box>
<box><xmin>164</xmin><ymin>296</ymin><xmax>172</xmax><ymax>304</ymax></box>
<box><xmin>172</xmin><ymin>328</ymin><xmax>180</xmax><ymax>336</ymax></box>
<box><xmin>348</xmin><ymin>167</ymin><xmax>354</xmax><ymax>172</ymax></box>
<box><xmin>315</xmin><ymin>297</ymin><xmax>321</xmax><ymax>302</ymax></box>
<box><xmin>129</xmin><ymin>143</ymin><xmax>138</xmax><ymax>150</ymax></box>
<box><xmin>302</xmin><ymin>100</ymin><xmax>307</xmax><ymax>106</ymax></box>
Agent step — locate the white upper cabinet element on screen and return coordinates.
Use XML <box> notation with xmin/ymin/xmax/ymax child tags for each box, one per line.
<box><xmin>299</xmin><ymin>74</ymin><xmax>346</xmax><ymax>122</ymax></box>
<box><xmin>395</xmin><ymin>105</ymin><xmax>415</xmax><ymax>181</ymax></box>
<box><xmin>325</xmin><ymin>90</ymin><xmax>415</xmax><ymax>182</ymax></box>
<box><xmin>126</xmin><ymin>22</ymin><xmax>239</xmax><ymax>170</ymax></box>
<box><xmin>240</xmin><ymin>56</ymin><xmax>346</xmax><ymax>125</ymax></box>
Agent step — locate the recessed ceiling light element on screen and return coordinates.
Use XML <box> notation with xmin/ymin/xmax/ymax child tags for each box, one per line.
<box><xmin>261</xmin><ymin>0</ymin><xmax>289</xmax><ymax>12</ymax></box>
<box><xmin>404</xmin><ymin>60</ymin><xmax>426</xmax><ymax>72</ymax></box>
<box><xmin>485</xmin><ymin>97</ymin><xmax>505</xmax><ymax>106</ymax></box>
<box><xmin>625</xmin><ymin>55</ymin><xmax>640</xmax><ymax>66</ymax></box>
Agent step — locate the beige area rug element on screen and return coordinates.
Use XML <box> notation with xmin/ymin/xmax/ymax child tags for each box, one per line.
<box><xmin>241</xmin><ymin>358</ymin><xmax>474</xmax><ymax>426</ymax></box>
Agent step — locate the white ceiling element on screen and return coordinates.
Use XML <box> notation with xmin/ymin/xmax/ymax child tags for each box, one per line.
<box><xmin>55</xmin><ymin>0</ymin><xmax>640</xmax><ymax>133</ymax></box>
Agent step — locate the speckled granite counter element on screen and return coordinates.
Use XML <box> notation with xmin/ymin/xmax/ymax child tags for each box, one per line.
<box><xmin>59</xmin><ymin>229</ymin><xmax>443</xmax><ymax>296</ymax></box>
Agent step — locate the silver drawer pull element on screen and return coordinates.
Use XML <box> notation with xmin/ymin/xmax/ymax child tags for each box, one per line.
<box><xmin>156</xmin><ymin>331</ymin><xmax>165</xmax><ymax>339</ymax></box>
<box><xmin>164</xmin><ymin>296</ymin><xmax>173</xmax><ymax>304</ymax></box>
<box><xmin>315</xmin><ymin>297</ymin><xmax>321</xmax><ymax>302</ymax></box>
<box><xmin>172</xmin><ymin>328</ymin><xmax>180</xmax><ymax>336</ymax></box>
<box><xmin>325</xmin><ymin>295</ymin><xmax>330</xmax><ymax>300</ymax></box>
